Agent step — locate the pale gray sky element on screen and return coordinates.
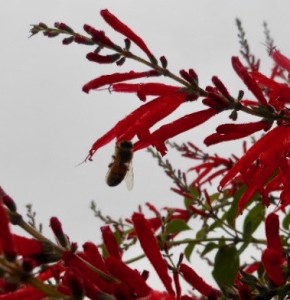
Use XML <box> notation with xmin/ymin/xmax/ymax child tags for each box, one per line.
<box><xmin>1</xmin><ymin>0</ymin><xmax>290</xmax><ymax>291</ymax></box>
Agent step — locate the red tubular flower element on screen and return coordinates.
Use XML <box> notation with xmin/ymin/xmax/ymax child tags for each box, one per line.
<box><xmin>132</xmin><ymin>212</ymin><xmax>175</xmax><ymax>296</ymax></box>
<box><xmin>265</xmin><ymin>213</ymin><xmax>283</xmax><ymax>254</ymax></box>
<box><xmin>148</xmin><ymin>290</ymin><xmax>176</xmax><ymax>300</ymax></box>
<box><xmin>0</xmin><ymin>286</ymin><xmax>46</xmax><ymax>300</ymax></box>
<box><xmin>220</xmin><ymin>125</ymin><xmax>289</xmax><ymax>190</ymax></box>
<box><xmin>82</xmin><ymin>70</ymin><xmax>159</xmax><ymax>93</ymax></box>
<box><xmin>251</xmin><ymin>71</ymin><xmax>290</xmax><ymax>110</ymax></box>
<box><xmin>65</xmin><ymin>270</ymin><xmax>84</xmax><ymax>298</ymax></box>
<box><xmin>64</xmin><ymin>251</ymin><xmax>113</xmax><ymax>294</ymax></box>
<box><xmin>13</xmin><ymin>235</ymin><xmax>43</xmax><ymax>257</ymax></box>
<box><xmin>271</xmin><ymin>49</ymin><xmax>290</xmax><ymax>73</ymax></box>
<box><xmin>50</xmin><ymin>217</ymin><xmax>68</xmax><ymax>248</ymax></box>
<box><xmin>86</xmin><ymin>52</ymin><xmax>121</xmax><ymax>64</ymax></box>
<box><xmin>232</xmin><ymin>56</ymin><xmax>268</xmax><ymax>106</ymax></box>
<box><xmin>86</xmin><ymin>92</ymin><xmax>187</xmax><ymax>160</ymax></box>
<box><xmin>82</xmin><ymin>242</ymin><xmax>108</xmax><ymax>273</ymax></box>
<box><xmin>100</xmin><ymin>9</ymin><xmax>156</xmax><ymax>63</ymax></box>
<box><xmin>101</xmin><ymin>226</ymin><xmax>122</xmax><ymax>259</ymax></box>
<box><xmin>112</xmin><ymin>82</ymin><xmax>181</xmax><ymax>101</ymax></box>
<box><xmin>134</xmin><ymin>107</ymin><xmax>220</xmax><ymax>155</ymax></box>
<box><xmin>211</xmin><ymin>76</ymin><xmax>231</xmax><ymax>98</ymax></box>
<box><xmin>262</xmin><ymin>248</ymin><xmax>285</xmax><ymax>286</ymax></box>
<box><xmin>204</xmin><ymin>121</ymin><xmax>271</xmax><ymax>146</ymax></box>
<box><xmin>105</xmin><ymin>256</ymin><xmax>151</xmax><ymax>297</ymax></box>
<box><xmin>0</xmin><ymin>201</ymin><xmax>16</xmax><ymax>260</ymax></box>
<box><xmin>83</xmin><ymin>24</ymin><xmax>116</xmax><ymax>48</ymax></box>
<box><xmin>179</xmin><ymin>263</ymin><xmax>220</xmax><ymax>298</ymax></box>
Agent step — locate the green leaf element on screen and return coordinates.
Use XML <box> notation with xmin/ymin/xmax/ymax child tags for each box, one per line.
<box><xmin>196</xmin><ymin>227</ymin><xmax>207</xmax><ymax>239</ymax></box>
<box><xmin>184</xmin><ymin>185</ymin><xmax>200</xmax><ymax>208</ymax></box>
<box><xmin>212</xmin><ymin>245</ymin><xmax>240</xmax><ymax>287</ymax></box>
<box><xmin>201</xmin><ymin>242</ymin><xmax>218</xmax><ymax>257</ymax></box>
<box><xmin>243</xmin><ymin>203</ymin><xmax>265</xmax><ymax>241</ymax></box>
<box><xmin>225</xmin><ymin>185</ymin><xmax>247</xmax><ymax>226</ymax></box>
<box><xmin>165</xmin><ymin>219</ymin><xmax>191</xmax><ymax>234</ymax></box>
<box><xmin>184</xmin><ymin>242</ymin><xmax>196</xmax><ymax>261</ymax></box>
<box><xmin>282</xmin><ymin>212</ymin><xmax>290</xmax><ymax>230</ymax></box>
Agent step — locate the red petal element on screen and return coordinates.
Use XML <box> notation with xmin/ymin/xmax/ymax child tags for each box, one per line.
<box><xmin>265</xmin><ymin>213</ymin><xmax>283</xmax><ymax>255</ymax></box>
<box><xmin>132</xmin><ymin>213</ymin><xmax>175</xmax><ymax>296</ymax></box>
<box><xmin>179</xmin><ymin>263</ymin><xmax>220</xmax><ymax>297</ymax></box>
<box><xmin>105</xmin><ymin>256</ymin><xmax>151</xmax><ymax>297</ymax></box>
<box><xmin>262</xmin><ymin>248</ymin><xmax>285</xmax><ymax>286</ymax></box>
<box><xmin>112</xmin><ymin>83</ymin><xmax>181</xmax><ymax>101</ymax></box>
<box><xmin>232</xmin><ymin>56</ymin><xmax>268</xmax><ymax>105</ymax></box>
<box><xmin>82</xmin><ymin>242</ymin><xmax>108</xmax><ymax>273</ymax></box>
<box><xmin>13</xmin><ymin>235</ymin><xmax>43</xmax><ymax>257</ymax></box>
<box><xmin>83</xmin><ymin>70</ymin><xmax>158</xmax><ymax>93</ymax></box>
<box><xmin>272</xmin><ymin>49</ymin><xmax>290</xmax><ymax>73</ymax></box>
<box><xmin>100</xmin><ymin>9</ymin><xmax>156</xmax><ymax>62</ymax></box>
<box><xmin>86</xmin><ymin>52</ymin><xmax>120</xmax><ymax>64</ymax></box>
<box><xmin>0</xmin><ymin>201</ymin><xmax>16</xmax><ymax>259</ymax></box>
<box><xmin>204</xmin><ymin>121</ymin><xmax>271</xmax><ymax>146</ymax></box>
<box><xmin>101</xmin><ymin>226</ymin><xmax>122</xmax><ymax>259</ymax></box>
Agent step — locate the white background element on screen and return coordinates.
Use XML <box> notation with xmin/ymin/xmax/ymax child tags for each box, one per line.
<box><xmin>1</xmin><ymin>0</ymin><xmax>290</xmax><ymax>291</ymax></box>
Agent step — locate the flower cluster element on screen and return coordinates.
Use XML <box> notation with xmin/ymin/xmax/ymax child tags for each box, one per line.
<box><xmin>3</xmin><ymin>8</ymin><xmax>288</xmax><ymax>300</ymax></box>
<box><xmin>0</xmin><ymin>187</ymin><xmax>223</xmax><ymax>300</ymax></box>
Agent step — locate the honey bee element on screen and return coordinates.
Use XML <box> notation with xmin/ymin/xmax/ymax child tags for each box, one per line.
<box><xmin>106</xmin><ymin>140</ymin><xmax>134</xmax><ymax>190</ymax></box>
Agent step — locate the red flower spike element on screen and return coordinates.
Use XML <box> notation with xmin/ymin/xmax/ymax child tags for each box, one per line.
<box><xmin>0</xmin><ymin>201</ymin><xmax>16</xmax><ymax>260</ymax></box>
<box><xmin>86</xmin><ymin>52</ymin><xmax>121</xmax><ymax>64</ymax></box>
<box><xmin>83</xmin><ymin>24</ymin><xmax>116</xmax><ymax>48</ymax></box>
<box><xmin>272</xmin><ymin>49</ymin><xmax>290</xmax><ymax>73</ymax></box>
<box><xmin>265</xmin><ymin>213</ymin><xmax>283</xmax><ymax>255</ymax></box>
<box><xmin>101</xmin><ymin>226</ymin><xmax>122</xmax><ymax>259</ymax></box>
<box><xmin>100</xmin><ymin>9</ymin><xmax>157</xmax><ymax>63</ymax></box>
<box><xmin>179</xmin><ymin>263</ymin><xmax>220</xmax><ymax>298</ymax></box>
<box><xmin>204</xmin><ymin>121</ymin><xmax>271</xmax><ymax>146</ymax></box>
<box><xmin>132</xmin><ymin>212</ymin><xmax>175</xmax><ymax>296</ymax></box>
<box><xmin>105</xmin><ymin>256</ymin><xmax>151</xmax><ymax>297</ymax></box>
<box><xmin>112</xmin><ymin>82</ymin><xmax>181</xmax><ymax>101</ymax></box>
<box><xmin>219</xmin><ymin>125</ymin><xmax>290</xmax><ymax>190</ymax></box>
<box><xmin>134</xmin><ymin>107</ymin><xmax>220</xmax><ymax>155</ymax></box>
<box><xmin>262</xmin><ymin>248</ymin><xmax>286</xmax><ymax>286</ymax></box>
<box><xmin>50</xmin><ymin>217</ymin><xmax>68</xmax><ymax>248</ymax></box>
<box><xmin>82</xmin><ymin>70</ymin><xmax>159</xmax><ymax>93</ymax></box>
<box><xmin>232</xmin><ymin>56</ymin><xmax>268</xmax><ymax>106</ymax></box>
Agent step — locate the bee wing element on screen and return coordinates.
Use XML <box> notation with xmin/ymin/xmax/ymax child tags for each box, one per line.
<box><xmin>125</xmin><ymin>162</ymin><xmax>134</xmax><ymax>191</ymax></box>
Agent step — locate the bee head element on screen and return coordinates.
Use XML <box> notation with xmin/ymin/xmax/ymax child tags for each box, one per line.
<box><xmin>119</xmin><ymin>140</ymin><xmax>133</xmax><ymax>149</ymax></box>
